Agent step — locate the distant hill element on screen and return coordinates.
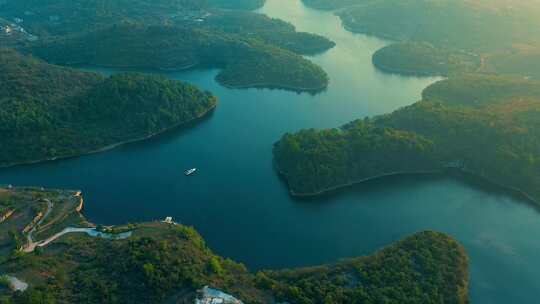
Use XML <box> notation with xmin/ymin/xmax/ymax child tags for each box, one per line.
<box><xmin>317</xmin><ymin>0</ymin><xmax>540</xmax><ymax>79</ymax></box>
<box><xmin>337</xmin><ymin>0</ymin><xmax>538</xmax><ymax>51</ymax></box>
<box><xmin>0</xmin><ymin>49</ymin><xmax>217</xmax><ymax>167</ymax></box>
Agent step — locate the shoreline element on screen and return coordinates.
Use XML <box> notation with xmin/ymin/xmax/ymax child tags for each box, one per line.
<box><xmin>276</xmin><ymin>166</ymin><xmax>440</xmax><ymax>197</ymax></box>
<box><xmin>64</xmin><ymin>61</ymin><xmax>201</xmax><ymax>73</ymax></box>
<box><xmin>0</xmin><ymin>102</ymin><xmax>217</xmax><ymax>170</ymax></box>
<box><xmin>218</xmin><ymin>79</ymin><xmax>328</xmax><ymax>93</ymax></box>
<box><xmin>372</xmin><ymin>59</ymin><xmax>447</xmax><ymax>77</ymax></box>
<box><xmin>337</xmin><ymin>18</ymin><xmax>402</xmax><ymax>42</ymax></box>
<box><xmin>276</xmin><ymin>164</ymin><xmax>539</xmax><ymax>206</ymax></box>
<box><xmin>70</xmin><ymin>62</ymin><xmax>329</xmax><ymax>93</ymax></box>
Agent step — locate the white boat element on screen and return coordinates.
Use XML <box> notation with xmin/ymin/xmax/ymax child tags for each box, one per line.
<box><xmin>184</xmin><ymin>168</ymin><xmax>197</xmax><ymax>176</ymax></box>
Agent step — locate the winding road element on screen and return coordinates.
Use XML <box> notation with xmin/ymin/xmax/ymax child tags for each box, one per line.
<box><xmin>23</xmin><ymin>199</ymin><xmax>53</xmax><ymax>252</ymax></box>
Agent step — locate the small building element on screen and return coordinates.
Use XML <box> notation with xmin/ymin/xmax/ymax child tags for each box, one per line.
<box><xmin>163</xmin><ymin>217</ymin><xmax>173</xmax><ymax>224</ymax></box>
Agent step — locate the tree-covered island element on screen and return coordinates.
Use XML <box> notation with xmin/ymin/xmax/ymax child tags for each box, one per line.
<box><xmin>0</xmin><ymin>187</ymin><xmax>469</xmax><ymax>304</ymax></box>
<box><xmin>274</xmin><ymin>74</ymin><xmax>540</xmax><ymax>203</ymax></box>
<box><xmin>0</xmin><ymin>49</ymin><xmax>217</xmax><ymax>168</ymax></box>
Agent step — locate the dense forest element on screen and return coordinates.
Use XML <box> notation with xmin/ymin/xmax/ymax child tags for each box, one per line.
<box><xmin>199</xmin><ymin>11</ymin><xmax>335</xmax><ymax>55</ymax></box>
<box><xmin>264</xmin><ymin>231</ymin><xmax>468</xmax><ymax>304</ymax></box>
<box><xmin>274</xmin><ymin>74</ymin><xmax>540</xmax><ymax>202</ymax></box>
<box><xmin>0</xmin><ymin>188</ymin><xmax>469</xmax><ymax>304</ymax></box>
<box><xmin>372</xmin><ymin>42</ymin><xmax>480</xmax><ymax>76</ymax></box>
<box><xmin>273</xmin><ymin>122</ymin><xmax>436</xmax><ymax>195</ymax></box>
<box><xmin>1</xmin><ymin>0</ymin><xmax>333</xmax><ymax>91</ymax></box>
<box><xmin>25</xmin><ymin>21</ymin><xmax>330</xmax><ymax>91</ymax></box>
<box><xmin>1</xmin><ymin>228</ymin><xmax>469</xmax><ymax>304</ymax></box>
<box><xmin>0</xmin><ymin>49</ymin><xmax>217</xmax><ymax>167</ymax></box>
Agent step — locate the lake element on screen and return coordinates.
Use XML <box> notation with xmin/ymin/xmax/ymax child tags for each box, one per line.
<box><xmin>1</xmin><ymin>0</ymin><xmax>539</xmax><ymax>302</ymax></box>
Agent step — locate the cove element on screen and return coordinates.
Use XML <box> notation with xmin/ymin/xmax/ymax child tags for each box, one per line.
<box><xmin>1</xmin><ymin>0</ymin><xmax>539</xmax><ymax>302</ymax></box>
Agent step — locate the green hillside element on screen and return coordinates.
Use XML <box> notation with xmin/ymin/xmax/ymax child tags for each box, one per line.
<box><xmin>274</xmin><ymin>74</ymin><xmax>540</xmax><ymax>203</ymax></box>
<box><xmin>26</xmin><ymin>23</ymin><xmax>329</xmax><ymax>91</ymax></box>
<box><xmin>0</xmin><ymin>49</ymin><xmax>217</xmax><ymax>167</ymax></box>
<box><xmin>0</xmin><ymin>187</ymin><xmax>469</xmax><ymax>304</ymax></box>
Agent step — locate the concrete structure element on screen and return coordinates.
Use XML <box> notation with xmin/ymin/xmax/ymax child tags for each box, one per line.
<box><xmin>195</xmin><ymin>286</ymin><xmax>243</xmax><ymax>304</ymax></box>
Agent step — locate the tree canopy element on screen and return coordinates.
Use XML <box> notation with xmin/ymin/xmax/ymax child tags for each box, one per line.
<box><xmin>0</xmin><ymin>49</ymin><xmax>217</xmax><ymax>167</ymax></box>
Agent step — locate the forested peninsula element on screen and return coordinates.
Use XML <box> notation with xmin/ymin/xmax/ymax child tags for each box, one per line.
<box><xmin>0</xmin><ymin>49</ymin><xmax>217</xmax><ymax>168</ymax></box>
<box><xmin>1</xmin><ymin>0</ymin><xmax>334</xmax><ymax>92</ymax></box>
<box><xmin>372</xmin><ymin>42</ymin><xmax>480</xmax><ymax>77</ymax></box>
<box><xmin>0</xmin><ymin>187</ymin><xmax>469</xmax><ymax>304</ymax></box>
<box><xmin>26</xmin><ymin>22</ymin><xmax>330</xmax><ymax>92</ymax></box>
<box><xmin>274</xmin><ymin>74</ymin><xmax>540</xmax><ymax>203</ymax></box>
